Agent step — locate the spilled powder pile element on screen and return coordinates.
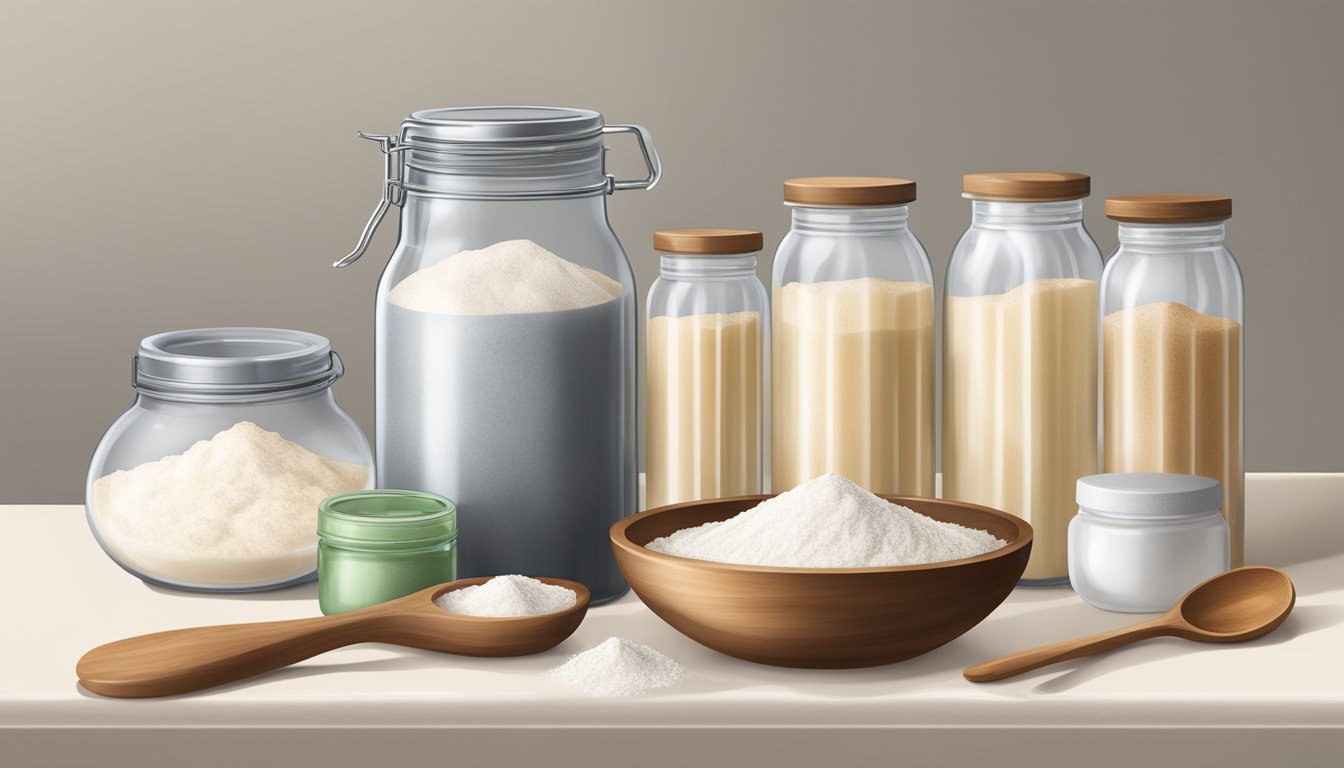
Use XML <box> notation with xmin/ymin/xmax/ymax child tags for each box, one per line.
<box><xmin>647</xmin><ymin>473</ymin><xmax>1005</xmax><ymax>567</ymax></box>
<box><xmin>434</xmin><ymin>575</ymin><xmax>577</xmax><ymax>617</ymax></box>
<box><xmin>91</xmin><ymin>421</ymin><xmax>368</xmax><ymax>585</ymax></box>
<box><xmin>549</xmin><ymin>637</ymin><xmax>684</xmax><ymax>697</ymax></box>
<box><xmin>388</xmin><ymin>239</ymin><xmax>622</xmax><ymax>315</ymax></box>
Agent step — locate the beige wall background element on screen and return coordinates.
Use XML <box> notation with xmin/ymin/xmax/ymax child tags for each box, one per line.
<box><xmin>1</xmin><ymin>0</ymin><xmax>1340</xmax><ymax>502</ymax></box>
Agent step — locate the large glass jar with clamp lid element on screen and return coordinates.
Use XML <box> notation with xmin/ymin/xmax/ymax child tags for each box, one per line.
<box><xmin>336</xmin><ymin>107</ymin><xmax>660</xmax><ymax>604</ymax></box>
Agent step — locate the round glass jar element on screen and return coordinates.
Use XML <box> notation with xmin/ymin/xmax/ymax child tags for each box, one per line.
<box><xmin>771</xmin><ymin>177</ymin><xmax>935</xmax><ymax>497</ymax></box>
<box><xmin>646</xmin><ymin>228</ymin><xmax>769</xmax><ymax>508</ymax></box>
<box><xmin>943</xmin><ymin>172</ymin><xmax>1102</xmax><ymax>586</ymax></box>
<box><xmin>85</xmin><ymin>328</ymin><xmax>374</xmax><ymax>593</ymax></box>
<box><xmin>1101</xmin><ymin>195</ymin><xmax>1244</xmax><ymax>567</ymax></box>
<box><xmin>317</xmin><ymin>490</ymin><xmax>458</xmax><ymax>615</ymax></box>
<box><xmin>1070</xmin><ymin>473</ymin><xmax>1229</xmax><ymax>613</ymax></box>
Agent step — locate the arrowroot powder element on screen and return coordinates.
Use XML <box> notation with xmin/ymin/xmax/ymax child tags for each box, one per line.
<box><xmin>550</xmin><ymin>637</ymin><xmax>684</xmax><ymax>697</ymax></box>
<box><xmin>91</xmin><ymin>421</ymin><xmax>369</xmax><ymax>587</ymax></box>
<box><xmin>647</xmin><ymin>473</ymin><xmax>1004</xmax><ymax>567</ymax></box>
<box><xmin>434</xmin><ymin>575</ymin><xmax>577</xmax><ymax>617</ymax></box>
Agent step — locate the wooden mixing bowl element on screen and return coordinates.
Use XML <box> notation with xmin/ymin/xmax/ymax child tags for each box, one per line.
<box><xmin>611</xmin><ymin>495</ymin><xmax>1033</xmax><ymax>668</ymax></box>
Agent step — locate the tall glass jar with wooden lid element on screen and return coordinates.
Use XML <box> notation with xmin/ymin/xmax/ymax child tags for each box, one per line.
<box><xmin>1101</xmin><ymin>195</ymin><xmax>1244</xmax><ymax>566</ymax></box>
<box><xmin>646</xmin><ymin>228</ymin><xmax>768</xmax><ymax>508</ymax></box>
<box><xmin>943</xmin><ymin>172</ymin><xmax>1102</xmax><ymax>585</ymax></box>
<box><xmin>772</xmin><ymin>177</ymin><xmax>935</xmax><ymax>497</ymax></box>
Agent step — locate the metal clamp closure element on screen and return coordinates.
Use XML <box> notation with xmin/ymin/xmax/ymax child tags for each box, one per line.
<box><xmin>334</xmin><ymin>122</ymin><xmax>662</xmax><ymax>267</ymax></box>
<box><xmin>333</xmin><ymin>132</ymin><xmax>404</xmax><ymax>268</ymax></box>
<box><xmin>602</xmin><ymin>124</ymin><xmax>661</xmax><ymax>193</ymax></box>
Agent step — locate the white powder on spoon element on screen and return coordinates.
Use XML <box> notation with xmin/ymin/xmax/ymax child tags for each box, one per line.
<box><xmin>550</xmin><ymin>637</ymin><xmax>684</xmax><ymax>697</ymax></box>
<box><xmin>647</xmin><ymin>473</ymin><xmax>1005</xmax><ymax>567</ymax></box>
<box><xmin>434</xmin><ymin>575</ymin><xmax>577</xmax><ymax>617</ymax></box>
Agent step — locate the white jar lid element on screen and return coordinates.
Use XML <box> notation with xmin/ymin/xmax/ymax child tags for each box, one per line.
<box><xmin>1076</xmin><ymin>473</ymin><xmax>1223</xmax><ymax>518</ymax></box>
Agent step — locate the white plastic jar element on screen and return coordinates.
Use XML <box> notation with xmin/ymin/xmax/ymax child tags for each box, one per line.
<box><xmin>1070</xmin><ymin>473</ymin><xmax>1229</xmax><ymax>612</ymax></box>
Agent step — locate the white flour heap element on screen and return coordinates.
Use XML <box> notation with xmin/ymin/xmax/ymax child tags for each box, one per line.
<box><xmin>647</xmin><ymin>473</ymin><xmax>1005</xmax><ymax>567</ymax></box>
<box><xmin>91</xmin><ymin>421</ymin><xmax>368</xmax><ymax>586</ymax></box>
<box><xmin>434</xmin><ymin>575</ymin><xmax>577</xmax><ymax>617</ymax></box>
<box><xmin>388</xmin><ymin>239</ymin><xmax>622</xmax><ymax>315</ymax></box>
<box><xmin>549</xmin><ymin>637</ymin><xmax>684</xmax><ymax>697</ymax></box>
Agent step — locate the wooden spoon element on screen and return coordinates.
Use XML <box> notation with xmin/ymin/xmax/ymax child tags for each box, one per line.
<box><xmin>77</xmin><ymin>576</ymin><xmax>590</xmax><ymax>698</ymax></box>
<box><xmin>964</xmin><ymin>566</ymin><xmax>1295</xmax><ymax>683</ymax></box>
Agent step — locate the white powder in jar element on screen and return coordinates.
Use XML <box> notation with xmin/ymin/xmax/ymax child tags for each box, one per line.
<box><xmin>387</xmin><ymin>239</ymin><xmax>622</xmax><ymax>315</ymax></box>
<box><xmin>549</xmin><ymin>637</ymin><xmax>684</xmax><ymax>697</ymax></box>
<box><xmin>434</xmin><ymin>575</ymin><xmax>577</xmax><ymax>617</ymax></box>
<box><xmin>646</xmin><ymin>473</ymin><xmax>1005</xmax><ymax>567</ymax></box>
<box><xmin>90</xmin><ymin>421</ymin><xmax>368</xmax><ymax>586</ymax></box>
<box><xmin>380</xmin><ymin>237</ymin><xmax>629</xmax><ymax>597</ymax></box>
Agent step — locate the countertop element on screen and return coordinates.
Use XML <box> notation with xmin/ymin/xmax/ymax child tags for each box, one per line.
<box><xmin>2</xmin><ymin>473</ymin><xmax>1341</xmax><ymax>767</ymax></box>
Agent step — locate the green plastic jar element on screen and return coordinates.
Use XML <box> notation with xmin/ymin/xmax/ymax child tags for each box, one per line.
<box><xmin>317</xmin><ymin>490</ymin><xmax>457</xmax><ymax>614</ymax></box>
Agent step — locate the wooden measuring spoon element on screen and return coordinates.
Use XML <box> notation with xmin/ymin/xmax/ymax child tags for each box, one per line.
<box><xmin>964</xmin><ymin>566</ymin><xmax>1295</xmax><ymax>682</ymax></box>
<box><xmin>77</xmin><ymin>576</ymin><xmax>590</xmax><ymax>698</ymax></box>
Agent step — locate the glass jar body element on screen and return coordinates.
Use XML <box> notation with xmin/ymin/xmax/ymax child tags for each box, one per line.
<box><xmin>1068</xmin><ymin>508</ymin><xmax>1229</xmax><ymax>612</ymax></box>
<box><xmin>942</xmin><ymin>200</ymin><xmax>1103</xmax><ymax>584</ymax></box>
<box><xmin>646</xmin><ymin>253</ymin><xmax>769</xmax><ymax>507</ymax></box>
<box><xmin>86</xmin><ymin>389</ymin><xmax>374</xmax><ymax>592</ymax></box>
<box><xmin>1100</xmin><ymin>222</ymin><xmax>1245</xmax><ymax>565</ymax></box>
<box><xmin>770</xmin><ymin>205</ymin><xmax>935</xmax><ymax>496</ymax></box>
<box><xmin>375</xmin><ymin>193</ymin><xmax>636</xmax><ymax>604</ymax></box>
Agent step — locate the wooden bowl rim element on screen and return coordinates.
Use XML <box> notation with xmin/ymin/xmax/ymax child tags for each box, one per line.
<box><xmin>611</xmin><ymin>494</ymin><xmax>1033</xmax><ymax>575</ymax></box>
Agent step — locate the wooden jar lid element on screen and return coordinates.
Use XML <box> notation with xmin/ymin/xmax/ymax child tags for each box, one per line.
<box><xmin>1105</xmin><ymin>194</ymin><xmax>1232</xmax><ymax>223</ymax></box>
<box><xmin>783</xmin><ymin>177</ymin><xmax>917</xmax><ymax>207</ymax></box>
<box><xmin>653</xmin><ymin>228</ymin><xmax>764</xmax><ymax>255</ymax></box>
<box><xmin>962</xmin><ymin>172</ymin><xmax>1091</xmax><ymax>202</ymax></box>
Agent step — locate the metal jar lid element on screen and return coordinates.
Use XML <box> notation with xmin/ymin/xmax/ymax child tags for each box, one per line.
<box><xmin>334</xmin><ymin>105</ymin><xmax>661</xmax><ymax>268</ymax></box>
<box><xmin>133</xmin><ymin>328</ymin><xmax>344</xmax><ymax>402</ymax></box>
<box><xmin>403</xmin><ymin>106</ymin><xmax>606</xmax><ymax>143</ymax></box>
<box><xmin>1076</xmin><ymin>473</ymin><xmax>1224</xmax><ymax>518</ymax></box>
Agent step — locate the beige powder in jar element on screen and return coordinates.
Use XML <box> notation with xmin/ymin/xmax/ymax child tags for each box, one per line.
<box><xmin>943</xmin><ymin>277</ymin><xmax>1098</xmax><ymax>582</ymax></box>
<box><xmin>772</xmin><ymin>277</ymin><xmax>934</xmax><ymax>497</ymax></box>
<box><xmin>91</xmin><ymin>421</ymin><xmax>369</xmax><ymax>587</ymax></box>
<box><xmin>646</xmin><ymin>311</ymin><xmax>762</xmax><ymax>508</ymax></box>
<box><xmin>1103</xmin><ymin>301</ymin><xmax>1243</xmax><ymax>566</ymax></box>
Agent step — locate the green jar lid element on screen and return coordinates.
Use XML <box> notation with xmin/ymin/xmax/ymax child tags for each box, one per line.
<box><xmin>318</xmin><ymin>490</ymin><xmax>457</xmax><ymax>545</ymax></box>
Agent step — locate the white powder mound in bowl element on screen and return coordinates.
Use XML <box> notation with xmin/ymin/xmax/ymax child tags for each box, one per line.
<box><xmin>646</xmin><ymin>473</ymin><xmax>1005</xmax><ymax>568</ymax></box>
<box><xmin>434</xmin><ymin>575</ymin><xmax>577</xmax><ymax>617</ymax></box>
<box><xmin>90</xmin><ymin>421</ymin><xmax>369</xmax><ymax>586</ymax></box>
<box><xmin>549</xmin><ymin>637</ymin><xmax>684</xmax><ymax>697</ymax></box>
<box><xmin>387</xmin><ymin>239</ymin><xmax>622</xmax><ymax>315</ymax></box>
